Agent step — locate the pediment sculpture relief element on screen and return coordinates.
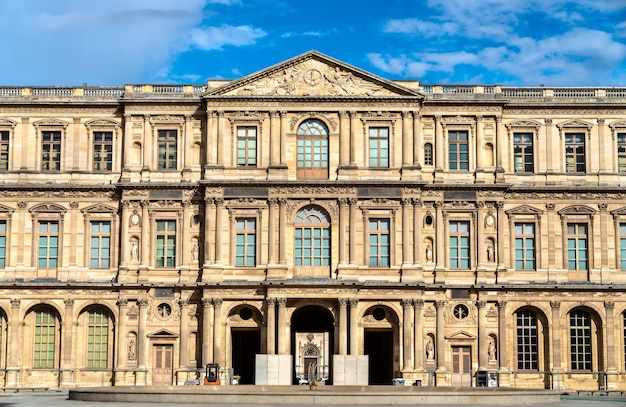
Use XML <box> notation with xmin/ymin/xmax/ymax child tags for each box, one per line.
<box><xmin>233</xmin><ymin>61</ymin><xmax>394</xmax><ymax>97</ymax></box>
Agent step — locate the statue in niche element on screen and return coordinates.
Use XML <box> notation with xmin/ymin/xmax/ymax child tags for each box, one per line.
<box><xmin>128</xmin><ymin>338</ymin><xmax>136</xmax><ymax>360</ymax></box>
<box><xmin>487</xmin><ymin>243</ymin><xmax>495</xmax><ymax>262</ymax></box>
<box><xmin>425</xmin><ymin>244</ymin><xmax>433</xmax><ymax>262</ymax></box>
<box><xmin>131</xmin><ymin>241</ymin><xmax>138</xmax><ymax>262</ymax></box>
<box><xmin>192</xmin><ymin>241</ymin><xmax>199</xmax><ymax>262</ymax></box>
<box><xmin>488</xmin><ymin>341</ymin><xmax>496</xmax><ymax>360</ymax></box>
<box><xmin>426</xmin><ymin>339</ymin><xmax>435</xmax><ymax>360</ymax></box>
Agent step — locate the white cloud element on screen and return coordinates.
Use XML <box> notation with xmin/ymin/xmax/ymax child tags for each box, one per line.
<box><xmin>189</xmin><ymin>25</ymin><xmax>267</xmax><ymax>50</ymax></box>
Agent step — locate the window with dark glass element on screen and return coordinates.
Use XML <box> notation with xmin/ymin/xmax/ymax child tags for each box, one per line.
<box><xmin>236</xmin><ymin>218</ymin><xmax>256</xmax><ymax>266</ymax></box>
<box><xmin>0</xmin><ymin>130</ymin><xmax>8</xmax><ymax>170</ymax></box>
<box><xmin>514</xmin><ymin>223</ymin><xmax>535</xmax><ymax>270</ymax></box>
<box><xmin>448</xmin><ymin>131</ymin><xmax>468</xmax><ymax>170</ymax></box>
<box><xmin>42</xmin><ymin>131</ymin><xmax>61</xmax><ymax>171</ymax></box>
<box><xmin>450</xmin><ymin>221</ymin><xmax>470</xmax><ymax>269</ymax></box>
<box><xmin>618</xmin><ymin>134</ymin><xmax>626</xmax><ymax>173</ymax></box>
<box><xmin>570</xmin><ymin>309</ymin><xmax>591</xmax><ymax>371</ymax></box>
<box><xmin>517</xmin><ymin>309</ymin><xmax>539</xmax><ymax>370</ymax></box>
<box><xmin>90</xmin><ymin>221</ymin><xmax>111</xmax><ymax>268</ymax></box>
<box><xmin>369</xmin><ymin>218</ymin><xmax>390</xmax><ymax>267</ymax></box>
<box><xmin>424</xmin><ymin>143</ymin><xmax>433</xmax><ymax>166</ymax></box>
<box><xmin>237</xmin><ymin>126</ymin><xmax>257</xmax><ymax>167</ymax></box>
<box><xmin>369</xmin><ymin>127</ymin><xmax>389</xmax><ymax>168</ymax></box>
<box><xmin>565</xmin><ymin>133</ymin><xmax>585</xmax><ymax>173</ymax></box>
<box><xmin>513</xmin><ymin>133</ymin><xmax>533</xmax><ymax>172</ymax></box>
<box><xmin>157</xmin><ymin>130</ymin><xmax>177</xmax><ymax>170</ymax></box>
<box><xmin>93</xmin><ymin>131</ymin><xmax>113</xmax><ymax>172</ymax></box>
<box><xmin>38</xmin><ymin>221</ymin><xmax>59</xmax><ymax>268</ymax></box>
<box><xmin>156</xmin><ymin>220</ymin><xmax>176</xmax><ymax>267</ymax></box>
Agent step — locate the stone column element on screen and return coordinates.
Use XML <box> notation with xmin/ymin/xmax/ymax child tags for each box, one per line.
<box><xmin>597</xmin><ymin>118</ymin><xmax>607</xmax><ymax>173</ymax></box>
<box><xmin>413</xmin><ymin>111</ymin><xmax>421</xmax><ymax>167</ymax></box>
<box><xmin>477</xmin><ymin>204</ymin><xmax>486</xmax><ymax>266</ymax></box>
<box><xmin>201</xmin><ymin>298</ymin><xmax>214</xmax><ymax>364</ymax></box>
<box><xmin>402</xmin><ymin>199</ymin><xmax>412</xmax><ymax>266</ymax></box>
<box><xmin>270</xmin><ymin>111</ymin><xmax>279</xmax><ymax>167</ymax></box>
<box><xmin>477</xmin><ymin>300</ymin><xmax>488</xmax><ymax>370</ymax></box>
<box><xmin>279</xmin><ymin>111</ymin><xmax>287</xmax><ymax>167</ymax></box>
<box><xmin>205</xmin><ymin>198</ymin><xmax>215</xmax><ymax>264</ymax></box>
<box><xmin>496</xmin><ymin>202</ymin><xmax>505</xmax><ymax>270</ymax></box>
<box><xmin>434</xmin><ymin>116</ymin><xmax>444</xmax><ymax>172</ymax></box>
<box><xmin>142</xmin><ymin>115</ymin><xmax>151</xmax><ymax>170</ymax></box>
<box><xmin>216</xmin><ymin>111</ymin><xmax>224</xmax><ymax>167</ymax></box>
<box><xmin>268</xmin><ymin>198</ymin><xmax>278</xmax><ymax>264</ymax></box>
<box><xmin>604</xmin><ymin>301</ymin><xmax>618</xmax><ymax>389</ymax></box>
<box><xmin>278</xmin><ymin>199</ymin><xmax>287</xmax><ymax>264</ymax></box>
<box><xmin>214</xmin><ymin>199</ymin><xmax>224</xmax><ymax>264</ymax></box>
<box><xmin>120</xmin><ymin>202</ymin><xmax>130</xmax><ymax>265</ymax></box>
<box><xmin>339</xmin><ymin>111</ymin><xmax>350</xmax><ymax>167</ymax></box>
<box><xmin>349</xmin><ymin>199</ymin><xmax>357</xmax><ymax>264</ymax></box>
<box><xmin>349</xmin><ymin>298</ymin><xmax>359</xmax><ymax>355</ymax></box>
<box><xmin>495</xmin><ymin>116</ymin><xmax>505</xmax><ymax>180</ymax></box>
<box><xmin>140</xmin><ymin>201</ymin><xmax>149</xmax><ymax>266</ymax></box>
<box><xmin>20</xmin><ymin>117</ymin><xmax>29</xmax><ymax>171</ymax></box>
<box><xmin>277</xmin><ymin>298</ymin><xmax>287</xmax><ymax>354</ymax></box>
<box><xmin>7</xmin><ymin>299</ymin><xmax>21</xmax><ymax>386</ymax></box>
<box><xmin>544</xmin><ymin>119</ymin><xmax>555</xmax><ymax>174</ymax></box>
<box><xmin>402</xmin><ymin>299</ymin><xmax>413</xmax><ymax>370</ymax></box>
<box><xmin>61</xmin><ymin>299</ymin><xmax>75</xmax><ymax>384</ymax></box>
<box><xmin>435</xmin><ymin>300</ymin><xmax>446</xmax><ymax>371</ymax></box>
<box><xmin>266</xmin><ymin>298</ymin><xmax>276</xmax><ymax>355</ymax></box>
<box><xmin>116</xmin><ymin>299</ymin><xmax>128</xmax><ymax>368</ymax></box>
<box><xmin>349</xmin><ymin>111</ymin><xmax>357</xmax><ymax>167</ymax></box>
<box><xmin>206</xmin><ymin>111</ymin><xmax>215</xmax><ymax>166</ymax></box>
<box><xmin>550</xmin><ymin>301</ymin><xmax>562</xmax><ymax>390</ymax></box>
<box><xmin>339</xmin><ymin>299</ymin><xmax>348</xmax><ymax>355</ymax></box>
<box><xmin>339</xmin><ymin>199</ymin><xmax>348</xmax><ymax>265</ymax></box>
<box><xmin>183</xmin><ymin>114</ymin><xmax>192</xmax><ymax>172</ymax></box>
<box><xmin>475</xmin><ymin>115</ymin><xmax>484</xmax><ymax>170</ymax></box>
<box><xmin>435</xmin><ymin>202</ymin><xmax>445</xmax><ymax>271</ymax></box>
<box><xmin>179</xmin><ymin>300</ymin><xmax>190</xmax><ymax>367</ymax></box>
<box><xmin>402</xmin><ymin>111</ymin><xmax>412</xmax><ymax>167</ymax></box>
<box><xmin>497</xmin><ymin>301</ymin><xmax>510</xmax><ymax>386</ymax></box>
<box><xmin>137</xmin><ymin>299</ymin><xmax>149</xmax><ymax>370</ymax></box>
<box><xmin>413</xmin><ymin>199</ymin><xmax>422</xmax><ymax>265</ymax></box>
<box><xmin>213</xmin><ymin>299</ymin><xmax>223</xmax><ymax>364</ymax></box>
<box><xmin>413</xmin><ymin>300</ymin><xmax>424</xmax><ymax>371</ymax></box>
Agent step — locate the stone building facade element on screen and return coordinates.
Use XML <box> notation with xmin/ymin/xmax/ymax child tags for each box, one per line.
<box><xmin>0</xmin><ymin>51</ymin><xmax>625</xmax><ymax>390</ymax></box>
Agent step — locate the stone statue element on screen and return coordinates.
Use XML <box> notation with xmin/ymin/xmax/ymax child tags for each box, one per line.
<box><xmin>131</xmin><ymin>241</ymin><xmax>138</xmax><ymax>262</ymax></box>
<box><xmin>425</xmin><ymin>244</ymin><xmax>433</xmax><ymax>262</ymax></box>
<box><xmin>128</xmin><ymin>338</ymin><xmax>136</xmax><ymax>360</ymax></box>
<box><xmin>487</xmin><ymin>243</ymin><xmax>495</xmax><ymax>262</ymax></box>
<box><xmin>488</xmin><ymin>341</ymin><xmax>496</xmax><ymax>360</ymax></box>
<box><xmin>426</xmin><ymin>339</ymin><xmax>434</xmax><ymax>360</ymax></box>
<box><xmin>192</xmin><ymin>241</ymin><xmax>199</xmax><ymax>261</ymax></box>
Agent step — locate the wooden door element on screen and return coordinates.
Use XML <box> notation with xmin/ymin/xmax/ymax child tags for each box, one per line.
<box><xmin>451</xmin><ymin>346</ymin><xmax>472</xmax><ymax>387</ymax></box>
<box><xmin>153</xmin><ymin>345</ymin><xmax>173</xmax><ymax>385</ymax></box>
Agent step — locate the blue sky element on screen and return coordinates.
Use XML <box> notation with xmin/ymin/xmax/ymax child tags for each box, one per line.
<box><xmin>0</xmin><ymin>0</ymin><xmax>625</xmax><ymax>87</ymax></box>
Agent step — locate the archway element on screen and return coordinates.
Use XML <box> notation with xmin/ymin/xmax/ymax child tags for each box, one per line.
<box><xmin>362</xmin><ymin>305</ymin><xmax>399</xmax><ymax>385</ymax></box>
<box><xmin>291</xmin><ymin>305</ymin><xmax>334</xmax><ymax>384</ymax></box>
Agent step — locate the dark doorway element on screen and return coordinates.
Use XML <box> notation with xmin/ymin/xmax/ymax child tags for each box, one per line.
<box><xmin>231</xmin><ymin>330</ymin><xmax>261</xmax><ymax>384</ymax></box>
<box><xmin>291</xmin><ymin>305</ymin><xmax>334</xmax><ymax>385</ymax></box>
<box><xmin>365</xmin><ymin>330</ymin><xmax>393</xmax><ymax>385</ymax></box>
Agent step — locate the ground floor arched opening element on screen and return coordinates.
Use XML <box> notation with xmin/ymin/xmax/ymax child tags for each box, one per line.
<box><xmin>291</xmin><ymin>305</ymin><xmax>335</xmax><ymax>385</ymax></box>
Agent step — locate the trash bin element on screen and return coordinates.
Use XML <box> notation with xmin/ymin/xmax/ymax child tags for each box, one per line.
<box><xmin>392</xmin><ymin>378</ymin><xmax>405</xmax><ymax>386</ymax></box>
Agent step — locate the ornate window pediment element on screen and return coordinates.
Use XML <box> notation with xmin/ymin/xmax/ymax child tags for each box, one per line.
<box><xmin>147</xmin><ymin>329</ymin><xmax>178</xmax><ymax>338</ymax></box>
<box><xmin>33</xmin><ymin>118</ymin><xmax>69</xmax><ymax>128</ymax></box>
<box><xmin>84</xmin><ymin>119</ymin><xmax>119</xmax><ymax>128</ymax></box>
<box><xmin>506</xmin><ymin>205</ymin><xmax>544</xmax><ymax>216</ymax></box>
<box><xmin>609</xmin><ymin>120</ymin><xmax>626</xmax><ymax>130</ymax></box>
<box><xmin>0</xmin><ymin>118</ymin><xmax>17</xmax><ymax>128</ymax></box>
<box><xmin>81</xmin><ymin>204</ymin><xmax>117</xmax><ymax>214</ymax></box>
<box><xmin>557</xmin><ymin>205</ymin><xmax>596</xmax><ymax>216</ymax></box>
<box><xmin>505</xmin><ymin>120</ymin><xmax>541</xmax><ymax>129</ymax></box>
<box><xmin>445</xmin><ymin>330</ymin><xmax>477</xmax><ymax>340</ymax></box>
<box><xmin>29</xmin><ymin>203</ymin><xmax>66</xmax><ymax>214</ymax></box>
<box><xmin>556</xmin><ymin>120</ymin><xmax>593</xmax><ymax>130</ymax></box>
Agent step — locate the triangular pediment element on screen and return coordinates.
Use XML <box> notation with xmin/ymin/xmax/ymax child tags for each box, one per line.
<box><xmin>207</xmin><ymin>50</ymin><xmax>423</xmax><ymax>98</ymax></box>
<box><xmin>505</xmin><ymin>205</ymin><xmax>544</xmax><ymax>215</ymax></box>
<box><xmin>445</xmin><ymin>330</ymin><xmax>476</xmax><ymax>340</ymax></box>
<box><xmin>557</xmin><ymin>205</ymin><xmax>596</xmax><ymax>216</ymax></box>
<box><xmin>147</xmin><ymin>329</ymin><xmax>178</xmax><ymax>339</ymax></box>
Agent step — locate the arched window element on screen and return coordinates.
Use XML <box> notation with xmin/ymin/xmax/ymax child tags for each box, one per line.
<box><xmin>297</xmin><ymin>119</ymin><xmax>329</xmax><ymax>179</ymax></box>
<box><xmin>516</xmin><ymin>309</ymin><xmax>538</xmax><ymax>370</ymax></box>
<box><xmin>570</xmin><ymin>309</ymin><xmax>592</xmax><ymax>371</ymax></box>
<box><xmin>424</xmin><ymin>143</ymin><xmax>433</xmax><ymax>166</ymax></box>
<box><xmin>32</xmin><ymin>306</ymin><xmax>59</xmax><ymax>369</ymax></box>
<box><xmin>294</xmin><ymin>206</ymin><xmax>330</xmax><ymax>268</ymax></box>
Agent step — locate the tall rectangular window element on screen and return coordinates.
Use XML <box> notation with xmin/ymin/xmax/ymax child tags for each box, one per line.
<box><xmin>237</xmin><ymin>127</ymin><xmax>257</xmax><ymax>167</ymax></box>
<box><xmin>90</xmin><ymin>221</ymin><xmax>111</xmax><ymax>268</ymax></box>
<box><xmin>567</xmin><ymin>223</ymin><xmax>588</xmax><ymax>271</ymax></box>
<box><xmin>156</xmin><ymin>220</ymin><xmax>176</xmax><ymax>267</ymax></box>
<box><xmin>424</xmin><ymin>143</ymin><xmax>433</xmax><ymax>166</ymax></box>
<box><xmin>41</xmin><ymin>131</ymin><xmax>61</xmax><ymax>171</ymax></box>
<box><xmin>0</xmin><ymin>130</ymin><xmax>9</xmax><ymax>170</ymax></box>
<box><xmin>513</xmin><ymin>133</ymin><xmax>533</xmax><ymax>173</ymax></box>
<box><xmin>565</xmin><ymin>133</ymin><xmax>585</xmax><ymax>173</ymax></box>
<box><xmin>157</xmin><ymin>130</ymin><xmax>177</xmax><ymax>170</ymax></box>
<box><xmin>514</xmin><ymin>223</ymin><xmax>535</xmax><ymax>270</ymax></box>
<box><xmin>450</xmin><ymin>221</ymin><xmax>470</xmax><ymax>269</ymax></box>
<box><xmin>369</xmin><ymin>127</ymin><xmax>389</xmax><ymax>168</ymax></box>
<box><xmin>449</xmin><ymin>131</ymin><xmax>468</xmax><ymax>170</ymax></box>
<box><xmin>34</xmin><ymin>309</ymin><xmax>56</xmax><ymax>368</ymax></box>
<box><xmin>618</xmin><ymin>134</ymin><xmax>626</xmax><ymax>173</ymax></box>
<box><xmin>38</xmin><ymin>221</ymin><xmax>59</xmax><ymax>268</ymax></box>
<box><xmin>369</xmin><ymin>218</ymin><xmax>390</xmax><ymax>267</ymax></box>
<box><xmin>570</xmin><ymin>310</ymin><xmax>591</xmax><ymax>371</ymax></box>
<box><xmin>93</xmin><ymin>131</ymin><xmax>113</xmax><ymax>172</ymax></box>
<box><xmin>87</xmin><ymin>309</ymin><xmax>109</xmax><ymax>368</ymax></box>
<box><xmin>235</xmin><ymin>218</ymin><xmax>256</xmax><ymax>266</ymax></box>
<box><xmin>516</xmin><ymin>310</ymin><xmax>539</xmax><ymax>370</ymax></box>
<box><xmin>620</xmin><ymin>223</ymin><xmax>626</xmax><ymax>270</ymax></box>
<box><xmin>0</xmin><ymin>220</ymin><xmax>5</xmax><ymax>268</ymax></box>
